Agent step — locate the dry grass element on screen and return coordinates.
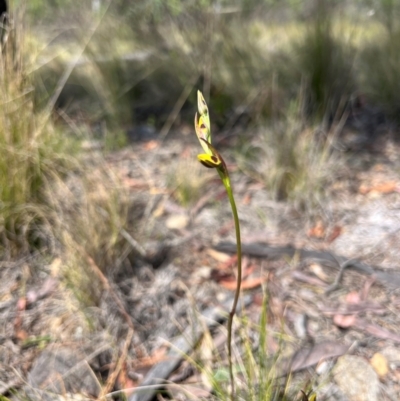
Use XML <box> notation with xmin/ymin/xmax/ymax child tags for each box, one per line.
<box><xmin>49</xmin><ymin>156</ymin><xmax>128</xmax><ymax>305</ymax></box>
<box><xmin>0</xmin><ymin>16</ymin><xmax>76</xmax><ymax>256</ymax></box>
<box><xmin>0</xmin><ymin>7</ymin><xmax>130</xmax><ymax>308</ymax></box>
<box><xmin>237</xmin><ymin>117</ymin><xmax>339</xmax><ymax>213</ymax></box>
<box><xmin>167</xmin><ymin>152</ymin><xmax>212</xmax><ymax>208</ymax></box>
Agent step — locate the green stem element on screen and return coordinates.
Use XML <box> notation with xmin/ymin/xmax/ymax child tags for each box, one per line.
<box><xmin>220</xmin><ymin>172</ymin><xmax>242</xmax><ymax>401</ymax></box>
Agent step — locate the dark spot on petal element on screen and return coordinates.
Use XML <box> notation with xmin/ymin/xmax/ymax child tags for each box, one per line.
<box><xmin>211</xmin><ymin>156</ymin><xmax>218</xmax><ymax>163</ymax></box>
<box><xmin>200</xmin><ymin>160</ymin><xmax>215</xmax><ymax>168</ymax></box>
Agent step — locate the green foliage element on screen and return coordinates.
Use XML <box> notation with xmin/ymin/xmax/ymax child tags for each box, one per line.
<box><xmin>357</xmin><ymin>2</ymin><xmax>400</xmax><ymax>120</ymax></box>
<box><xmin>27</xmin><ymin>0</ymin><xmax>88</xmax><ymax>20</ymax></box>
<box><xmin>359</xmin><ymin>29</ymin><xmax>400</xmax><ymax>120</ymax></box>
<box><xmin>294</xmin><ymin>0</ymin><xmax>356</xmax><ymax>121</ymax></box>
<box><xmin>103</xmin><ymin>129</ymin><xmax>128</xmax><ymax>151</ymax></box>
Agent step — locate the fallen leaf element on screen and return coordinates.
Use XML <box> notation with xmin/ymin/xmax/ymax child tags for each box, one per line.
<box><xmin>360</xmin><ymin>277</ymin><xmax>375</xmax><ymax>300</ymax></box>
<box><xmin>242</xmin><ymin>193</ymin><xmax>251</xmax><ymax>205</ymax></box>
<box><xmin>292</xmin><ymin>271</ymin><xmax>328</xmax><ymax>288</ymax></box>
<box><xmin>206</xmin><ymin>249</ymin><xmax>231</xmax><ymax>263</ymax></box>
<box><xmin>116</xmin><ymin>362</ymin><xmax>137</xmax><ymax>395</ymax></box>
<box><xmin>354</xmin><ymin>318</ymin><xmax>400</xmax><ymax>343</ymax></box>
<box><xmin>210</xmin><ymin>269</ymin><xmax>233</xmax><ymax>282</ymax></box>
<box><xmin>15</xmin><ymin>329</ymin><xmax>28</xmax><ymax>342</ymax></box>
<box><xmin>309</xmin><ymin>263</ymin><xmax>329</xmax><ymax>282</ymax></box>
<box><xmin>220</xmin><ymin>276</ymin><xmax>266</xmax><ymax>290</ymax></box>
<box><xmin>14</xmin><ymin>297</ymin><xmax>27</xmax><ymax>340</ymax></box>
<box><xmin>279</xmin><ymin>341</ymin><xmax>349</xmax><ymax>375</ymax></box>
<box><xmin>370</xmin><ymin>353</ymin><xmax>389</xmax><ymax>377</ymax></box>
<box><xmin>16</xmin><ymin>297</ymin><xmax>27</xmax><ymax>311</ymax></box>
<box><xmin>216</xmin><ymin>254</ymin><xmax>238</xmax><ymax>270</ymax></box>
<box><xmin>136</xmin><ymin>347</ymin><xmax>167</xmax><ymax>368</ymax></box>
<box><xmin>165</xmin><ymin>214</ymin><xmax>189</xmax><ymax>230</ymax></box>
<box><xmin>122</xmin><ymin>177</ymin><xmax>149</xmax><ymax>190</ymax></box>
<box><xmin>152</xmin><ymin>202</ymin><xmax>165</xmax><ymax>218</ymax></box>
<box><xmin>359</xmin><ymin>181</ymin><xmax>398</xmax><ymax>195</ymax></box>
<box><xmin>327</xmin><ymin>225</ymin><xmax>342</xmax><ymax>243</ymax></box>
<box><xmin>307</xmin><ymin>221</ymin><xmax>325</xmax><ymax>239</ymax></box>
<box><xmin>321</xmin><ymin>301</ymin><xmax>386</xmax><ymax>316</ymax></box>
<box><xmin>243</xmin><ymin>264</ymin><xmax>257</xmax><ymax>278</ymax></box>
<box><xmin>345</xmin><ymin>291</ymin><xmax>361</xmax><ymax>305</ymax></box>
<box><xmin>149</xmin><ymin>187</ymin><xmax>168</xmax><ymax>195</ymax></box>
<box><xmin>333</xmin><ymin>314</ymin><xmax>356</xmax><ymax>328</ymax></box>
<box><xmin>144</xmin><ymin>140</ymin><xmax>159</xmax><ymax>150</ymax></box>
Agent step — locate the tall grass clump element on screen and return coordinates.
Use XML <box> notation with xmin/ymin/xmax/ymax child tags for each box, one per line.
<box><xmin>237</xmin><ymin>112</ymin><xmax>337</xmax><ymax>212</ymax></box>
<box><xmin>49</xmin><ymin>159</ymin><xmax>128</xmax><ymax>305</ymax></box>
<box><xmin>0</xmin><ymin>20</ymin><xmax>76</xmax><ymax>255</ymax></box>
<box><xmin>0</xmin><ymin>9</ymin><xmax>129</xmax><ymax>309</ymax></box>
<box><xmin>294</xmin><ymin>0</ymin><xmax>355</xmax><ymax>123</ymax></box>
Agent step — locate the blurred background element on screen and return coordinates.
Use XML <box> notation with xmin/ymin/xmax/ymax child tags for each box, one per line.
<box><xmin>1</xmin><ymin>0</ymin><xmax>400</xmax><ymax>298</ymax></box>
<box><xmin>25</xmin><ymin>0</ymin><xmax>400</xmax><ymax>143</ymax></box>
<box><xmin>3</xmin><ymin>1</ymin><xmax>400</xmax><ymax>398</ymax></box>
<box><xmin>2</xmin><ymin>0</ymin><xmax>400</xmax><ymax>295</ymax></box>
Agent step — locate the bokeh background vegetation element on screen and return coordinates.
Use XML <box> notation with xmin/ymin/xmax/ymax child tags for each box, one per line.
<box><xmin>2</xmin><ymin>1</ymin><xmax>400</xmax><ymax>398</ymax></box>
<box><xmin>2</xmin><ymin>0</ymin><xmax>400</xmax><ymax>282</ymax></box>
<box><xmin>2</xmin><ymin>0</ymin><xmax>399</xmax><ymax>289</ymax></box>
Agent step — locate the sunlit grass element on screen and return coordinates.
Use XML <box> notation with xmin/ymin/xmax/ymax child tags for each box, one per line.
<box><xmin>0</xmin><ymin>28</ymin><xmax>77</xmax><ymax>254</ymax></box>
<box><xmin>236</xmin><ymin>113</ymin><xmax>338</xmax><ymax>214</ymax></box>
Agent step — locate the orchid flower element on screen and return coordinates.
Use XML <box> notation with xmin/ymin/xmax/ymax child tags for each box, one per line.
<box><xmin>194</xmin><ymin>90</ymin><xmax>242</xmax><ymax>400</ymax></box>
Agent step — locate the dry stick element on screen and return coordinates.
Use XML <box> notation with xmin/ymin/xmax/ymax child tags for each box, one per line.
<box><xmin>120</xmin><ymin>227</ymin><xmax>147</xmax><ymax>259</ymax></box>
<box><xmin>99</xmin><ymin>328</ymin><xmax>134</xmax><ymax>400</ymax></box>
<box><xmin>324</xmin><ymin>259</ymin><xmax>355</xmax><ymax>295</ymax></box>
<box><xmin>78</xmin><ymin>245</ymin><xmax>135</xmax><ymax>331</ymax></box>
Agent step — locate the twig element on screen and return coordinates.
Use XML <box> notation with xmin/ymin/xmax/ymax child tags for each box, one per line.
<box><xmin>324</xmin><ymin>259</ymin><xmax>355</xmax><ymax>295</ymax></box>
<box><xmin>120</xmin><ymin>228</ymin><xmax>147</xmax><ymax>259</ymax></box>
<box><xmin>99</xmin><ymin>328</ymin><xmax>134</xmax><ymax>400</ymax></box>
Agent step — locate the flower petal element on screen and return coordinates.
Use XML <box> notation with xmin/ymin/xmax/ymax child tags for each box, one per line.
<box><xmin>197</xmin><ymin>153</ymin><xmax>221</xmax><ymax>168</ymax></box>
<box><xmin>197</xmin><ymin>90</ymin><xmax>209</xmax><ymax>117</ymax></box>
<box><xmin>195</xmin><ymin>113</ymin><xmax>211</xmax><ymax>154</ymax></box>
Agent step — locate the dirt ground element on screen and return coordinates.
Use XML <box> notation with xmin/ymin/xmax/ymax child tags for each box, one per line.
<box><xmin>2</xmin><ymin>123</ymin><xmax>400</xmax><ymax>401</ymax></box>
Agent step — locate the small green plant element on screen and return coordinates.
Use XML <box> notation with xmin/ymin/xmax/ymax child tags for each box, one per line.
<box><xmin>194</xmin><ymin>90</ymin><xmax>242</xmax><ymax>400</ymax></box>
